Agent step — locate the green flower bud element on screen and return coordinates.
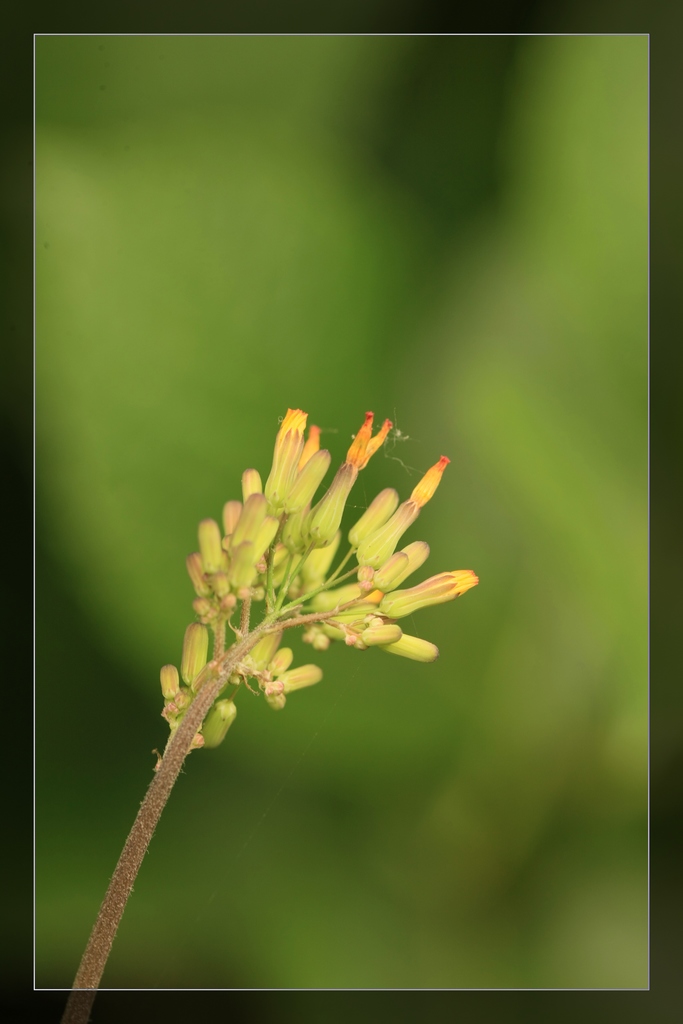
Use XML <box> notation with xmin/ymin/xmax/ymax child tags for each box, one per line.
<box><xmin>284</xmin><ymin>449</ymin><xmax>331</xmax><ymax>513</ymax></box>
<box><xmin>310</xmin><ymin>583</ymin><xmax>363</xmax><ymax>611</ymax></box>
<box><xmin>228</xmin><ymin>541</ymin><xmax>257</xmax><ymax>589</ymax></box>
<box><xmin>280</xmin><ymin>664</ymin><xmax>323</xmax><ymax>693</ymax></box>
<box><xmin>321</xmin><ymin>623</ymin><xmax>345</xmax><ymax>641</ymax></box>
<box><xmin>328</xmin><ymin>602</ymin><xmax>379</xmax><ymax>624</ymax></box>
<box><xmin>379</xmin><ymin>570</ymin><xmax>479</xmax><ymax>618</ymax></box>
<box><xmin>265</xmin><ymin>409</ymin><xmax>307</xmax><ymax>512</ymax></box>
<box><xmin>265</xmin><ymin>688</ymin><xmax>287</xmax><ymax>710</ymax></box>
<box><xmin>193</xmin><ymin>596</ymin><xmax>218</xmax><ymax>622</ymax></box>
<box><xmin>222</xmin><ymin>500</ymin><xmax>243</xmax><ymax>537</ymax></box>
<box><xmin>282</xmin><ymin>505</ymin><xmax>309</xmax><ymax>553</ymax></box>
<box><xmin>271</xmin><ymin>543</ymin><xmax>290</xmax><ymax>585</ymax></box>
<box><xmin>212</xmin><ymin>571</ymin><xmax>230</xmax><ymax>597</ymax></box>
<box><xmin>373</xmin><ymin>552</ymin><xmax>410</xmax><ymax>592</ymax></box>
<box><xmin>253</xmin><ymin>515</ymin><xmax>280</xmax><ymax>561</ymax></box>
<box><xmin>389</xmin><ymin>541</ymin><xmax>430</xmax><ymax>589</ymax></box>
<box><xmin>160</xmin><ymin>664</ymin><xmax>180</xmax><ymax>699</ymax></box>
<box><xmin>269</xmin><ymin>647</ymin><xmax>294</xmax><ymax>676</ymax></box>
<box><xmin>198</xmin><ymin>519</ymin><xmax>223</xmax><ymax>573</ymax></box>
<box><xmin>231</xmin><ymin>493</ymin><xmax>268</xmax><ymax>549</ymax></box>
<box><xmin>173</xmin><ymin>689</ymin><xmax>191</xmax><ymax>710</ymax></box>
<box><xmin>301</xmin><ymin>530</ymin><xmax>341</xmax><ymax>585</ymax></box>
<box><xmin>379</xmin><ymin>634</ymin><xmax>439</xmax><ymax>662</ymax></box>
<box><xmin>202</xmin><ymin>699</ymin><xmax>237</xmax><ymax>749</ymax></box>
<box><xmin>357</xmin><ymin>565</ymin><xmax>375</xmax><ymax>592</ymax></box>
<box><xmin>360</xmin><ymin>623</ymin><xmax>403</xmax><ymax>646</ymax></box>
<box><xmin>181</xmin><ymin>623</ymin><xmax>209</xmax><ymax>686</ymax></box>
<box><xmin>186</xmin><ymin>553</ymin><xmax>211</xmax><ymax>597</ymax></box>
<box><xmin>241</xmin><ymin>468</ymin><xmax>262</xmax><ymax>502</ymax></box>
<box><xmin>348</xmin><ymin>488</ymin><xmax>399</xmax><ymax>547</ymax></box>
<box><xmin>248</xmin><ymin>633</ymin><xmax>281</xmax><ymax>671</ymax></box>
<box><xmin>303</xmin><ymin>625</ymin><xmax>332</xmax><ymax>649</ymax></box>
<box><xmin>306</xmin><ymin>463</ymin><xmax>357</xmax><ymax>547</ymax></box>
<box><xmin>356</xmin><ymin>501</ymin><xmax>420</xmax><ymax>569</ymax></box>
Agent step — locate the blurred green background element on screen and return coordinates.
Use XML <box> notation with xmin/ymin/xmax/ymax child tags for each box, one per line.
<box><xmin>35</xmin><ymin>34</ymin><xmax>647</xmax><ymax>990</ymax></box>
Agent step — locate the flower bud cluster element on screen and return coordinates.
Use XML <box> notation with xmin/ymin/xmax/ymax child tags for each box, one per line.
<box><xmin>237</xmin><ymin>632</ymin><xmax>323</xmax><ymax>711</ymax></box>
<box><xmin>158</xmin><ymin>407</ymin><xmax>478</xmax><ymax>759</ymax></box>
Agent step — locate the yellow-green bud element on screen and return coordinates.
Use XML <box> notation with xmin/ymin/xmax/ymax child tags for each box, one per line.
<box><xmin>356</xmin><ymin>501</ymin><xmax>420</xmax><ymax>569</ymax></box>
<box><xmin>379</xmin><ymin>570</ymin><xmax>479</xmax><ymax>618</ymax></box>
<box><xmin>321</xmin><ymin>623</ymin><xmax>345</xmax><ymax>641</ymax></box>
<box><xmin>193</xmin><ymin>596</ymin><xmax>218</xmax><ymax>622</ymax></box>
<box><xmin>303</xmin><ymin>625</ymin><xmax>332</xmax><ymax>649</ymax></box>
<box><xmin>242</xmin><ymin>469</ymin><xmax>263</xmax><ymax>503</ymax></box>
<box><xmin>198</xmin><ymin>519</ymin><xmax>223</xmax><ymax>573</ymax></box>
<box><xmin>253</xmin><ymin>515</ymin><xmax>280</xmax><ymax>561</ymax></box>
<box><xmin>186</xmin><ymin>553</ymin><xmax>211</xmax><ymax>597</ymax></box>
<box><xmin>329</xmin><ymin>602</ymin><xmax>379</xmax><ymax>623</ymax></box>
<box><xmin>306</xmin><ymin>463</ymin><xmax>357</xmax><ymax>547</ymax></box>
<box><xmin>160</xmin><ymin>664</ymin><xmax>180</xmax><ymax>699</ymax></box>
<box><xmin>379</xmin><ymin>634</ymin><xmax>439</xmax><ymax>662</ymax></box>
<box><xmin>373</xmin><ymin>552</ymin><xmax>410</xmax><ymax>592</ymax></box>
<box><xmin>269</xmin><ymin>647</ymin><xmax>294</xmax><ymax>676</ymax></box>
<box><xmin>348</xmin><ymin>488</ymin><xmax>399</xmax><ymax>547</ymax></box>
<box><xmin>265</xmin><ymin>690</ymin><xmax>287</xmax><ymax>710</ymax></box>
<box><xmin>360</xmin><ymin>623</ymin><xmax>403</xmax><ymax>646</ymax></box>
<box><xmin>181</xmin><ymin>623</ymin><xmax>209</xmax><ymax>686</ymax></box>
<box><xmin>357</xmin><ymin>565</ymin><xmax>375</xmax><ymax>592</ymax></box>
<box><xmin>389</xmin><ymin>541</ymin><xmax>430</xmax><ymax>589</ymax></box>
<box><xmin>310</xmin><ymin>583</ymin><xmax>363</xmax><ymax>611</ymax></box>
<box><xmin>301</xmin><ymin>530</ymin><xmax>341</xmax><ymax>585</ymax></box>
<box><xmin>265</xmin><ymin>408</ymin><xmax>308</xmax><ymax>512</ymax></box>
<box><xmin>228</xmin><ymin>541</ymin><xmax>257</xmax><ymax>589</ymax></box>
<box><xmin>284</xmin><ymin>449</ymin><xmax>332</xmax><ymax>513</ymax></box>
<box><xmin>248</xmin><ymin>633</ymin><xmax>281</xmax><ymax>671</ymax></box>
<box><xmin>202</xmin><ymin>699</ymin><xmax>237</xmax><ymax>749</ymax></box>
<box><xmin>173</xmin><ymin>689</ymin><xmax>191</xmax><ymax>710</ymax></box>
<box><xmin>231</xmin><ymin>493</ymin><xmax>268</xmax><ymax>549</ymax></box>
<box><xmin>223</xmin><ymin>500</ymin><xmax>243</xmax><ymax>537</ymax></box>
<box><xmin>271</xmin><ymin>543</ymin><xmax>290</xmax><ymax>585</ymax></box>
<box><xmin>282</xmin><ymin>505</ymin><xmax>309</xmax><ymax>554</ymax></box>
<box><xmin>212</xmin><ymin>571</ymin><xmax>230</xmax><ymax>597</ymax></box>
<box><xmin>280</xmin><ymin>664</ymin><xmax>323</xmax><ymax>693</ymax></box>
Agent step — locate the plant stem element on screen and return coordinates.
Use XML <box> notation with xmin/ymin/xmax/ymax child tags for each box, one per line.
<box><xmin>212</xmin><ymin>618</ymin><xmax>226</xmax><ymax>658</ymax></box>
<box><xmin>61</xmin><ymin>633</ymin><xmax>260</xmax><ymax>1023</ymax></box>
<box><xmin>60</xmin><ymin>590</ymin><xmax>366</xmax><ymax>1022</ymax></box>
<box><xmin>240</xmin><ymin>593</ymin><xmax>251</xmax><ymax>634</ymax></box>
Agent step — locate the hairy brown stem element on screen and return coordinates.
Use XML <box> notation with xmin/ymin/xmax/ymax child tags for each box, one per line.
<box><xmin>61</xmin><ymin>632</ymin><xmax>261</xmax><ymax>1023</ymax></box>
<box><xmin>212</xmin><ymin>618</ymin><xmax>226</xmax><ymax>658</ymax></box>
<box><xmin>240</xmin><ymin>594</ymin><xmax>251</xmax><ymax>634</ymax></box>
<box><xmin>60</xmin><ymin>598</ymin><xmax>360</xmax><ymax>1023</ymax></box>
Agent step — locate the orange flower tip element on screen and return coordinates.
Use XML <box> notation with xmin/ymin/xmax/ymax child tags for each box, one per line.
<box><xmin>347</xmin><ymin>412</ymin><xmax>392</xmax><ymax>469</ymax></box>
<box><xmin>365</xmin><ymin>418</ymin><xmax>393</xmax><ymax>460</ymax></box>
<box><xmin>410</xmin><ymin>455</ymin><xmax>451</xmax><ymax>508</ymax></box>
<box><xmin>298</xmin><ymin>423</ymin><xmax>322</xmax><ymax>470</ymax></box>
